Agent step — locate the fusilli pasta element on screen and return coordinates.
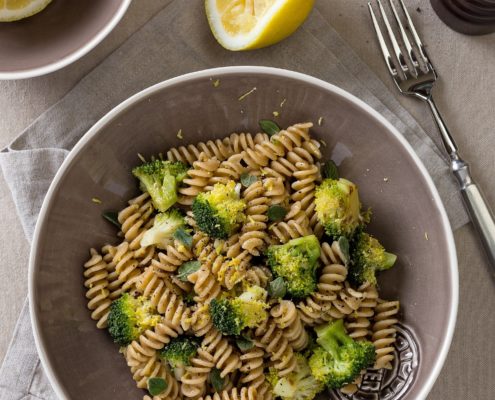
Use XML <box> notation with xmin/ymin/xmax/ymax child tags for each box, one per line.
<box><xmin>83</xmin><ymin>122</ymin><xmax>401</xmax><ymax>399</ymax></box>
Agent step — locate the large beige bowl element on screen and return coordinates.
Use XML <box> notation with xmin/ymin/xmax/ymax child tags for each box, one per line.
<box><xmin>30</xmin><ymin>67</ymin><xmax>458</xmax><ymax>399</ymax></box>
<box><xmin>0</xmin><ymin>0</ymin><xmax>130</xmax><ymax>79</ymax></box>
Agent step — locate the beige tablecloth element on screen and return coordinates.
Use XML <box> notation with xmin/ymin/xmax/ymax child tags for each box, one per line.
<box><xmin>0</xmin><ymin>0</ymin><xmax>494</xmax><ymax>399</ymax></box>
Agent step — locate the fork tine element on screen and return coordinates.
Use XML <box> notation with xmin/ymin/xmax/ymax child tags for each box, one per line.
<box><xmin>388</xmin><ymin>0</ymin><xmax>419</xmax><ymax>76</ymax></box>
<box><xmin>367</xmin><ymin>2</ymin><xmax>399</xmax><ymax>78</ymax></box>
<box><xmin>376</xmin><ymin>0</ymin><xmax>409</xmax><ymax>75</ymax></box>
<box><xmin>397</xmin><ymin>0</ymin><xmax>432</xmax><ymax>69</ymax></box>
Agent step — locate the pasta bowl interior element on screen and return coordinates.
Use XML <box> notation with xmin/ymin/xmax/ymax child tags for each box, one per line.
<box><xmin>30</xmin><ymin>67</ymin><xmax>457</xmax><ymax>400</ymax></box>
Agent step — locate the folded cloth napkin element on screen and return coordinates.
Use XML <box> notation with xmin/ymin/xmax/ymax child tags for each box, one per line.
<box><xmin>0</xmin><ymin>1</ymin><xmax>468</xmax><ymax>399</ymax></box>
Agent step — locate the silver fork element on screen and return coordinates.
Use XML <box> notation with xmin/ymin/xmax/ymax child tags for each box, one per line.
<box><xmin>368</xmin><ymin>0</ymin><xmax>495</xmax><ymax>271</ymax></box>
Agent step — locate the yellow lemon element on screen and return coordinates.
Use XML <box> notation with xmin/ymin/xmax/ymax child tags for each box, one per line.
<box><xmin>0</xmin><ymin>0</ymin><xmax>52</xmax><ymax>22</ymax></box>
<box><xmin>205</xmin><ymin>0</ymin><xmax>315</xmax><ymax>51</ymax></box>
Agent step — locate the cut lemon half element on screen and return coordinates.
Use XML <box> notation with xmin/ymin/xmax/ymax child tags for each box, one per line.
<box><xmin>205</xmin><ymin>0</ymin><xmax>315</xmax><ymax>51</ymax></box>
<box><xmin>0</xmin><ymin>0</ymin><xmax>52</xmax><ymax>22</ymax></box>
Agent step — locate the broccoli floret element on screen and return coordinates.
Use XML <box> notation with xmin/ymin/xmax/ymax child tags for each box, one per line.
<box><xmin>315</xmin><ymin>178</ymin><xmax>362</xmax><ymax>239</ymax></box>
<box><xmin>308</xmin><ymin>319</ymin><xmax>375</xmax><ymax>389</ymax></box>
<box><xmin>210</xmin><ymin>285</ymin><xmax>268</xmax><ymax>335</ymax></box>
<box><xmin>267</xmin><ymin>354</ymin><xmax>323</xmax><ymax>400</ymax></box>
<box><xmin>107</xmin><ymin>293</ymin><xmax>160</xmax><ymax>346</ymax></box>
<box><xmin>159</xmin><ymin>336</ymin><xmax>200</xmax><ymax>378</ymax></box>
<box><xmin>132</xmin><ymin>159</ymin><xmax>188</xmax><ymax>212</ymax></box>
<box><xmin>266</xmin><ymin>235</ymin><xmax>321</xmax><ymax>298</ymax></box>
<box><xmin>348</xmin><ymin>232</ymin><xmax>397</xmax><ymax>287</ymax></box>
<box><xmin>192</xmin><ymin>181</ymin><xmax>246</xmax><ymax>239</ymax></box>
<box><xmin>140</xmin><ymin>208</ymin><xmax>185</xmax><ymax>249</ymax></box>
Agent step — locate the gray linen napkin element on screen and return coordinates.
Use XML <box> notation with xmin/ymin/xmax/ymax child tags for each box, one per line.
<box><xmin>0</xmin><ymin>2</ymin><xmax>468</xmax><ymax>399</ymax></box>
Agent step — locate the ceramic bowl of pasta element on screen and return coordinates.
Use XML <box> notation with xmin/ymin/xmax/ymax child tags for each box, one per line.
<box><xmin>30</xmin><ymin>66</ymin><xmax>458</xmax><ymax>400</ymax></box>
<box><xmin>0</xmin><ymin>0</ymin><xmax>130</xmax><ymax>79</ymax></box>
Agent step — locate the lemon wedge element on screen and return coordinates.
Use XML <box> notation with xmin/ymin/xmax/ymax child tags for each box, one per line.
<box><xmin>0</xmin><ymin>0</ymin><xmax>52</xmax><ymax>22</ymax></box>
<box><xmin>205</xmin><ymin>0</ymin><xmax>315</xmax><ymax>51</ymax></box>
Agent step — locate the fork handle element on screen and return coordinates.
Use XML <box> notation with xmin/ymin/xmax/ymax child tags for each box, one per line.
<box><xmin>427</xmin><ymin>97</ymin><xmax>495</xmax><ymax>271</ymax></box>
<box><xmin>453</xmin><ymin>159</ymin><xmax>495</xmax><ymax>273</ymax></box>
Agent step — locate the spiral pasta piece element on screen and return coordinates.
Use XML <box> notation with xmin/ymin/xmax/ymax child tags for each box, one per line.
<box><xmin>101</xmin><ymin>244</ymin><xmax>125</xmax><ymax>300</ymax></box>
<box><xmin>118</xmin><ymin>192</ymin><xmax>155</xmax><ymax>250</ymax></box>
<box><xmin>126</xmin><ymin>352</ymin><xmax>179</xmax><ymax>399</ymax></box>
<box><xmin>179</xmin><ymin>153</ymin><xmax>221</xmax><ymax>205</ymax></box>
<box><xmin>239</xmin><ymin>346</ymin><xmax>265</xmax><ymax>389</ymax></box>
<box><xmin>135</xmin><ymin>268</ymin><xmax>188</xmax><ymax>326</ymax></box>
<box><xmin>188</xmin><ymin>264</ymin><xmax>222</xmax><ymax>303</ymax></box>
<box><xmin>151</xmin><ymin>239</ymin><xmax>194</xmax><ymax>273</ymax></box>
<box><xmin>185</xmin><ymin>305</ymin><xmax>241</xmax><ymax>378</ymax></box>
<box><xmin>263</xmin><ymin>177</ymin><xmax>287</xmax><ymax>205</ymax></box>
<box><xmin>181</xmin><ymin>348</ymin><xmax>215</xmax><ymax>398</ymax></box>
<box><xmin>240</xmin><ymin>123</ymin><xmax>312</xmax><ymax>171</ymax></box>
<box><xmin>126</xmin><ymin>318</ymin><xmax>181</xmax><ymax>365</ymax></box>
<box><xmin>109</xmin><ymin>241</ymin><xmax>142</xmax><ymax>295</ymax></box>
<box><xmin>198</xmin><ymin>386</ymin><xmax>257</xmax><ymax>400</ymax></box>
<box><xmin>271</xmin><ymin>300</ymin><xmax>309</xmax><ymax>351</ymax></box>
<box><xmin>203</xmin><ymin>327</ymin><xmax>242</xmax><ymax>378</ymax></box>
<box><xmin>83</xmin><ymin>248</ymin><xmax>111</xmax><ymax>329</ymax></box>
<box><xmin>291</xmin><ymin>161</ymin><xmax>321</xmax><ymax>236</ymax></box>
<box><xmin>207</xmin><ymin>153</ymin><xmax>246</xmax><ymax>188</ymax></box>
<box><xmin>229</xmin><ymin>132</ymin><xmax>269</xmax><ymax>153</ymax></box>
<box><xmin>270</xmin><ymin>200</ymin><xmax>310</xmax><ymax>245</ymax></box>
<box><xmin>168</xmin><ymin>138</ymin><xmax>233</xmax><ymax>164</ymax></box>
<box><xmin>254</xmin><ymin>318</ymin><xmax>297</xmax><ymax>377</ymax></box>
<box><xmin>240</xmin><ymin>180</ymin><xmax>269</xmax><ymax>256</ymax></box>
<box><xmin>345</xmin><ymin>284</ymin><xmax>378</xmax><ymax>341</ymax></box>
<box><xmin>372</xmin><ymin>299</ymin><xmax>400</xmax><ymax>369</ymax></box>
<box><xmin>298</xmin><ymin>241</ymin><xmax>349</xmax><ymax>325</ymax></box>
<box><xmin>245</xmin><ymin>266</ymin><xmax>272</xmax><ymax>288</ymax></box>
<box><xmin>256</xmin><ymin>382</ymin><xmax>274</xmax><ymax>400</ymax></box>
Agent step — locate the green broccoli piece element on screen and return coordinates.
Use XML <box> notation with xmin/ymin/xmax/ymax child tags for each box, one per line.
<box><xmin>308</xmin><ymin>319</ymin><xmax>375</xmax><ymax>389</ymax></box>
<box><xmin>267</xmin><ymin>354</ymin><xmax>323</xmax><ymax>400</ymax></box>
<box><xmin>210</xmin><ymin>285</ymin><xmax>268</xmax><ymax>335</ymax></box>
<box><xmin>159</xmin><ymin>336</ymin><xmax>200</xmax><ymax>376</ymax></box>
<box><xmin>192</xmin><ymin>181</ymin><xmax>246</xmax><ymax>239</ymax></box>
<box><xmin>140</xmin><ymin>208</ymin><xmax>185</xmax><ymax>249</ymax></box>
<box><xmin>348</xmin><ymin>232</ymin><xmax>397</xmax><ymax>287</ymax></box>
<box><xmin>266</xmin><ymin>235</ymin><xmax>321</xmax><ymax>298</ymax></box>
<box><xmin>132</xmin><ymin>159</ymin><xmax>188</xmax><ymax>212</ymax></box>
<box><xmin>315</xmin><ymin>178</ymin><xmax>362</xmax><ymax>239</ymax></box>
<box><xmin>107</xmin><ymin>293</ymin><xmax>160</xmax><ymax>346</ymax></box>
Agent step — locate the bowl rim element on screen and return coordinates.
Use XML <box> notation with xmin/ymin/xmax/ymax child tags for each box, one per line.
<box><xmin>28</xmin><ymin>66</ymin><xmax>459</xmax><ymax>400</ymax></box>
<box><xmin>0</xmin><ymin>0</ymin><xmax>131</xmax><ymax>80</ymax></box>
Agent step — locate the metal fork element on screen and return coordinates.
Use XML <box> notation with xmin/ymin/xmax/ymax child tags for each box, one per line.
<box><xmin>368</xmin><ymin>0</ymin><xmax>495</xmax><ymax>271</ymax></box>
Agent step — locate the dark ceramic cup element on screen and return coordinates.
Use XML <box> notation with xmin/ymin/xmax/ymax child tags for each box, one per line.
<box><xmin>431</xmin><ymin>0</ymin><xmax>495</xmax><ymax>34</ymax></box>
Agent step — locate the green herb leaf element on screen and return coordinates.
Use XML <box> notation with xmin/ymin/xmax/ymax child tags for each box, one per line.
<box><xmin>147</xmin><ymin>377</ymin><xmax>168</xmax><ymax>396</ymax></box>
<box><xmin>102</xmin><ymin>211</ymin><xmax>121</xmax><ymax>229</ymax></box>
<box><xmin>177</xmin><ymin>261</ymin><xmax>201</xmax><ymax>282</ymax></box>
<box><xmin>322</xmin><ymin>160</ymin><xmax>339</xmax><ymax>180</ymax></box>
<box><xmin>267</xmin><ymin>205</ymin><xmax>287</xmax><ymax>222</ymax></box>
<box><xmin>337</xmin><ymin>236</ymin><xmax>350</xmax><ymax>266</ymax></box>
<box><xmin>236</xmin><ymin>336</ymin><xmax>254</xmax><ymax>351</ymax></box>
<box><xmin>240</xmin><ymin>173</ymin><xmax>258</xmax><ymax>188</ymax></box>
<box><xmin>210</xmin><ymin>368</ymin><xmax>224</xmax><ymax>392</ymax></box>
<box><xmin>173</xmin><ymin>227</ymin><xmax>193</xmax><ymax>248</ymax></box>
<box><xmin>259</xmin><ymin>119</ymin><xmax>281</xmax><ymax>137</ymax></box>
<box><xmin>183</xmin><ymin>291</ymin><xmax>196</xmax><ymax>306</ymax></box>
<box><xmin>268</xmin><ymin>277</ymin><xmax>287</xmax><ymax>298</ymax></box>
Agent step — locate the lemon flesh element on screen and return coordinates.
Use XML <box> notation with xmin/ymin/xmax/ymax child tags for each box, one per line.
<box><xmin>0</xmin><ymin>0</ymin><xmax>52</xmax><ymax>22</ymax></box>
<box><xmin>205</xmin><ymin>0</ymin><xmax>315</xmax><ymax>51</ymax></box>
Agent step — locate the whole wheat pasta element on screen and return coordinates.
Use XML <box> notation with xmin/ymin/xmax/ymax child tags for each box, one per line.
<box><xmin>83</xmin><ymin>121</ymin><xmax>401</xmax><ymax>399</ymax></box>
